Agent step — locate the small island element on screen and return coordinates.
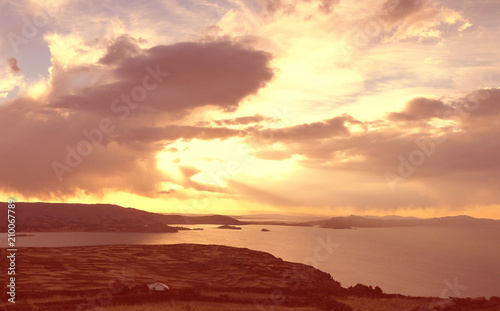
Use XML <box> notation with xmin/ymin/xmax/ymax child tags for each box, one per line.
<box><xmin>172</xmin><ymin>226</ymin><xmax>204</xmax><ymax>231</ymax></box>
<box><xmin>217</xmin><ymin>225</ymin><xmax>242</xmax><ymax>230</ymax></box>
<box><xmin>261</xmin><ymin>228</ymin><xmax>270</xmax><ymax>232</ymax></box>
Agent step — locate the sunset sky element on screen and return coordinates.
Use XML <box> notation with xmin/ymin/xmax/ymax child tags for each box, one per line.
<box><xmin>1</xmin><ymin>0</ymin><xmax>500</xmax><ymax>218</ymax></box>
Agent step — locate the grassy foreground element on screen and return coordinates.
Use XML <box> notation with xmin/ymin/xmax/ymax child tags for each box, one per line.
<box><xmin>1</xmin><ymin>244</ymin><xmax>499</xmax><ymax>311</ymax></box>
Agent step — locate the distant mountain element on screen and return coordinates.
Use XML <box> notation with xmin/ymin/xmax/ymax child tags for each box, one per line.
<box><xmin>2</xmin><ymin>202</ymin><xmax>497</xmax><ymax>232</ymax></box>
<box><xmin>361</xmin><ymin>215</ymin><xmax>420</xmax><ymax>220</ymax></box>
<box><xmin>309</xmin><ymin>215</ymin><xmax>500</xmax><ymax>229</ymax></box>
<box><xmin>0</xmin><ymin>202</ymin><xmax>243</xmax><ymax>232</ymax></box>
<box><xmin>235</xmin><ymin>213</ymin><xmax>327</xmax><ymax>222</ymax></box>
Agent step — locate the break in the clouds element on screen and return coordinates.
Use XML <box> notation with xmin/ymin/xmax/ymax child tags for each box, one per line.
<box><xmin>0</xmin><ymin>0</ymin><xmax>499</xmax><ymax>217</ymax></box>
<box><xmin>241</xmin><ymin>89</ymin><xmax>500</xmax><ymax>210</ymax></box>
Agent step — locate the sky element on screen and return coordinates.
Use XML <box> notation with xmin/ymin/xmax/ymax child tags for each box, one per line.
<box><xmin>1</xmin><ymin>0</ymin><xmax>500</xmax><ymax>218</ymax></box>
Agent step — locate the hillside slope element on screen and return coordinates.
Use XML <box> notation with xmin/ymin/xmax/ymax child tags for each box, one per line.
<box><xmin>309</xmin><ymin>215</ymin><xmax>500</xmax><ymax>229</ymax></box>
<box><xmin>0</xmin><ymin>202</ymin><xmax>243</xmax><ymax>232</ymax></box>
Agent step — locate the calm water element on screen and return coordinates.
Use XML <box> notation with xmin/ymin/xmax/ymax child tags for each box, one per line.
<box><xmin>4</xmin><ymin>225</ymin><xmax>500</xmax><ymax>298</ymax></box>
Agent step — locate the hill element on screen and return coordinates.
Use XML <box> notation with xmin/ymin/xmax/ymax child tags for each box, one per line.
<box><xmin>0</xmin><ymin>202</ymin><xmax>243</xmax><ymax>232</ymax></box>
<box><xmin>309</xmin><ymin>215</ymin><xmax>500</xmax><ymax>229</ymax></box>
<box><xmin>2</xmin><ymin>244</ymin><xmax>498</xmax><ymax>311</ymax></box>
<box><xmin>0</xmin><ymin>244</ymin><xmax>351</xmax><ymax>310</ymax></box>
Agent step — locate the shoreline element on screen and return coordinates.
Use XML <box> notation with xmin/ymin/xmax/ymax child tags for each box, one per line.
<box><xmin>4</xmin><ymin>227</ymin><xmax>500</xmax><ymax>299</ymax></box>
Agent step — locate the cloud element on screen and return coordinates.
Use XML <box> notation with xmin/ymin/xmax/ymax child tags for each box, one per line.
<box><xmin>157</xmin><ymin>189</ymin><xmax>174</xmax><ymax>195</ymax></box>
<box><xmin>261</xmin><ymin>0</ymin><xmax>340</xmax><ymax>16</ymax></box>
<box><xmin>456</xmin><ymin>89</ymin><xmax>500</xmax><ymax>121</ymax></box>
<box><xmin>381</xmin><ymin>0</ymin><xmax>425</xmax><ymax>22</ymax></box>
<box><xmin>387</xmin><ymin>1</ymin><xmax>465</xmax><ymax>41</ymax></box>
<box><xmin>99</xmin><ymin>35</ymin><xmax>142</xmax><ymax>65</ymax></box>
<box><xmin>116</xmin><ymin>125</ymin><xmax>246</xmax><ymax>144</ymax></box>
<box><xmin>388</xmin><ymin>97</ymin><xmax>451</xmax><ymax>121</ymax></box>
<box><xmin>355</xmin><ymin>0</ymin><xmax>467</xmax><ymax>44</ymax></box>
<box><xmin>0</xmin><ymin>38</ymin><xmax>274</xmax><ymax>198</ymax></box>
<box><xmin>0</xmin><ymin>61</ymin><xmax>25</xmax><ymax>98</ymax></box>
<box><xmin>238</xmin><ymin>88</ymin><xmax>500</xmax><ymax>209</ymax></box>
<box><xmin>7</xmin><ymin>57</ymin><xmax>20</xmax><ymax>73</ymax></box>
<box><xmin>247</xmin><ymin>115</ymin><xmax>353</xmax><ymax>144</ymax></box>
<box><xmin>2</xmin><ymin>0</ymin><xmax>499</xmax><ymax>216</ymax></box>
<box><xmin>50</xmin><ymin>40</ymin><xmax>274</xmax><ymax>116</ymax></box>
<box><xmin>197</xmin><ymin>114</ymin><xmax>277</xmax><ymax>127</ymax></box>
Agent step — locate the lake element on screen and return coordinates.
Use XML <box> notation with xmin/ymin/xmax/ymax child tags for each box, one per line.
<box><xmin>4</xmin><ymin>225</ymin><xmax>500</xmax><ymax>298</ymax></box>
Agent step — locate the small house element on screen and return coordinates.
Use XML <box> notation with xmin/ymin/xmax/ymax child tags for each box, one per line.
<box><xmin>147</xmin><ymin>282</ymin><xmax>170</xmax><ymax>291</ymax></box>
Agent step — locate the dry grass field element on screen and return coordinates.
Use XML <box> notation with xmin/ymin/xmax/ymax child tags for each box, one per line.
<box><xmin>100</xmin><ymin>301</ymin><xmax>321</xmax><ymax>310</ymax></box>
<box><xmin>1</xmin><ymin>245</ymin><xmax>499</xmax><ymax>311</ymax></box>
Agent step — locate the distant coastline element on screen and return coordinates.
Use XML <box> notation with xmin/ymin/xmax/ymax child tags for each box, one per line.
<box><xmin>2</xmin><ymin>202</ymin><xmax>499</xmax><ymax>233</ymax></box>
